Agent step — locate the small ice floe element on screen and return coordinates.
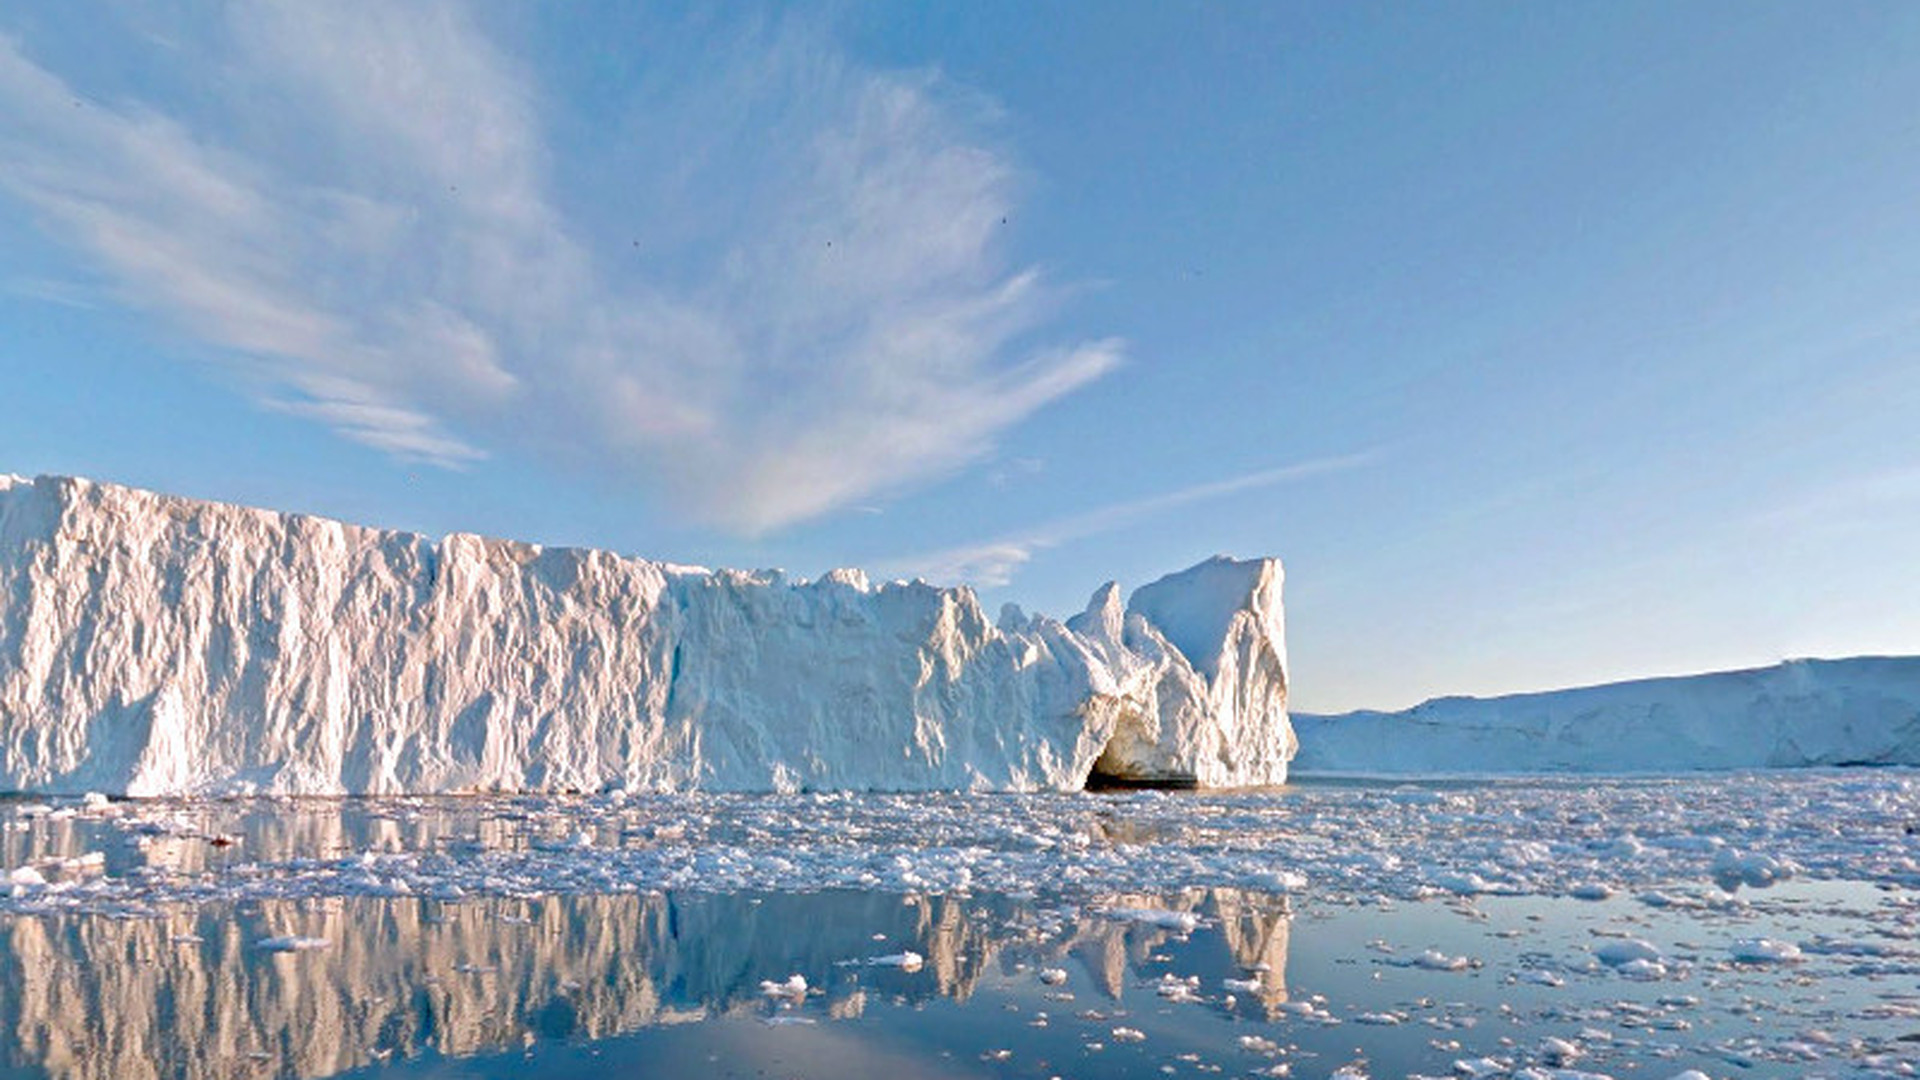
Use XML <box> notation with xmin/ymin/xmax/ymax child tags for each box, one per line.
<box><xmin>80</xmin><ymin>792</ymin><xmax>111</xmax><ymax>810</ymax></box>
<box><xmin>1538</xmin><ymin>1036</ymin><xmax>1583</xmax><ymax>1065</ymax></box>
<box><xmin>6</xmin><ymin>866</ymin><xmax>46</xmax><ymax>890</ymax></box>
<box><xmin>1039</xmin><ymin>967</ymin><xmax>1069</xmax><ymax>985</ymax></box>
<box><xmin>762</xmin><ymin>1014</ymin><xmax>815</xmax><ymax>1026</ymax></box>
<box><xmin>1601</xmin><ymin>835</ymin><xmax>1644</xmax><ymax>859</ymax></box>
<box><xmin>1453</xmin><ymin>1057</ymin><xmax>1509</xmax><ymax>1078</ymax></box>
<box><xmin>1515</xmin><ymin>969</ymin><xmax>1565</xmax><ymax>987</ymax></box>
<box><xmin>1412</xmin><ymin>949</ymin><xmax>1473</xmax><ymax>971</ymax></box>
<box><xmin>1110</xmin><ymin>1026</ymin><xmax>1146</xmax><ymax>1043</ymax></box>
<box><xmin>1155</xmin><ymin>974</ymin><xmax>1203</xmax><ymax>1002</ymax></box>
<box><xmin>1432</xmin><ymin>871</ymin><xmax>1494</xmax><ymax>896</ymax></box>
<box><xmin>1223</xmin><ymin>975</ymin><xmax>1265</xmax><ymax>993</ymax></box>
<box><xmin>1594</xmin><ymin>939</ymin><xmax>1662</xmax><ymax>967</ymax></box>
<box><xmin>1102</xmin><ymin>907</ymin><xmax>1201</xmax><ymax>932</ymax></box>
<box><xmin>1614</xmin><ymin>958</ymin><xmax>1665</xmax><ymax>981</ymax></box>
<box><xmin>1258</xmin><ymin>869</ymin><xmax>1308</xmax><ymax>892</ymax></box>
<box><xmin>847</xmin><ymin>951</ymin><xmax>923</xmax><ymax>971</ymax></box>
<box><xmin>1728</xmin><ymin>937</ymin><xmax>1802</xmax><ymax>964</ymax></box>
<box><xmin>1710</xmin><ymin>848</ymin><xmax>1793</xmax><ymax>888</ymax></box>
<box><xmin>1355</xmin><ymin>1011</ymin><xmax>1405</xmax><ymax>1025</ymax></box>
<box><xmin>1567</xmin><ymin>883</ymin><xmax>1614</xmax><ymax>901</ymax></box>
<box><xmin>255</xmin><ymin>936</ymin><xmax>330</xmax><ymax>953</ymax></box>
<box><xmin>1665</xmin><ymin>1072</ymin><xmax>1712</xmax><ymax>1080</ymax></box>
<box><xmin>1510</xmin><ymin>1070</ymin><xmax>1615</xmax><ymax>1080</ymax></box>
<box><xmin>758</xmin><ymin>974</ymin><xmax>808</xmax><ymax>998</ymax></box>
<box><xmin>1276</xmin><ymin>999</ymin><xmax>1340</xmax><ymax>1024</ymax></box>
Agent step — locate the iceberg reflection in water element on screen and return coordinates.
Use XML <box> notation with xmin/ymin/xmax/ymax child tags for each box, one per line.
<box><xmin>5</xmin><ymin>775</ymin><xmax>1920</xmax><ymax>1078</ymax></box>
<box><xmin>0</xmin><ymin>887</ymin><xmax>1290</xmax><ymax>1079</ymax></box>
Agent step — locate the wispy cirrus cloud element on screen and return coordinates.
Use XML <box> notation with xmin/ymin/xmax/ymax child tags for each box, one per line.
<box><xmin>0</xmin><ymin>5</ymin><xmax>1118</xmax><ymax>531</ymax></box>
<box><xmin>886</xmin><ymin>451</ymin><xmax>1381</xmax><ymax>588</ymax></box>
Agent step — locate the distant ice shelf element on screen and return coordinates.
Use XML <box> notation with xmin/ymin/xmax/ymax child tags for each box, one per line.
<box><xmin>1292</xmin><ymin>656</ymin><xmax>1920</xmax><ymax>775</ymax></box>
<box><xmin>0</xmin><ymin>474</ymin><xmax>1294</xmax><ymax>796</ymax></box>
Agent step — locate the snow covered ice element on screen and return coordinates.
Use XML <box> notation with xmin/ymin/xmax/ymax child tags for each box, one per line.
<box><xmin>1293</xmin><ymin>656</ymin><xmax>1920</xmax><ymax>775</ymax></box>
<box><xmin>0</xmin><ymin>474</ymin><xmax>1293</xmax><ymax>795</ymax></box>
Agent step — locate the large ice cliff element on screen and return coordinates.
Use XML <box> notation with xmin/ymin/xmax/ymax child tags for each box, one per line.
<box><xmin>1292</xmin><ymin>656</ymin><xmax>1920</xmax><ymax>775</ymax></box>
<box><xmin>0</xmin><ymin>474</ymin><xmax>1293</xmax><ymax>795</ymax></box>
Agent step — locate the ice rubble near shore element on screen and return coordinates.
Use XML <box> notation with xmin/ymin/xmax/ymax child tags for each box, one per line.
<box><xmin>0</xmin><ymin>474</ymin><xmax>1294</xmax><ymax>796</ymax></box>
<box><xmin>1293</xmin><ymin>657</ymin><xmax>1920</xmax><ymax>775</ymax></box>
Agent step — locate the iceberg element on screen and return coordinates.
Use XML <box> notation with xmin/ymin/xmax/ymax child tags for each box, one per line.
<box><xmin>1292</xmin><ymin>657</ymin><xmax>1920</xmax><ymax>775</ymax></box>
<box><xmin>0</xmin><ymin>474</ymin><xmax>1294</xmax><ymax>795</ymax></box>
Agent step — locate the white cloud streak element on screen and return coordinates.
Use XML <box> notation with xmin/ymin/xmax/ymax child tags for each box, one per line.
<box><xmin>0</xmin><ymin>6</ymin><xmax>1118</xmax><ymax>530</ymax></box>
<box><xmin>886</xmin><ymin>451</ymin><xmax>1380</xmax><ymax>588</ymax></box>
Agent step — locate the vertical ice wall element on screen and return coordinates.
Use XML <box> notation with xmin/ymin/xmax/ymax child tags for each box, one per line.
<box><xmin>0</xmin><ymin>474</ymin><xmax>1294</xmax><ymax>795</ymax></box>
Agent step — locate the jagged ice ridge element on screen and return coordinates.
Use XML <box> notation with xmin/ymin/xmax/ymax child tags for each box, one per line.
<box><xmin>0</xmin><ymin>474</ymin><xmax>1294</xmax><ymax>796</ymax></box>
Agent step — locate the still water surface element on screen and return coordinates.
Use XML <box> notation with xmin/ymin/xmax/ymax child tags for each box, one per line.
<box><xmin>2</xmin><ymin>776</ymin><xmax>1916</xmax><ymax>1078</ymax></box>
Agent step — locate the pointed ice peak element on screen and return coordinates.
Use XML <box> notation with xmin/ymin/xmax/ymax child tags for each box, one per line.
<box><xmin>1127</xmin><ymin>555</ymin><xmax>1284</xmax><ymax>681</ymax></box>
<box><xmin>820</xmin><ymin>567</ymin><xmax>870</xmax><ymax>592</ymax></box>
<box><xmin>1066</xmin><ymin>581</ymin><xmax>1126</xmax><ymax>644</ymax></box>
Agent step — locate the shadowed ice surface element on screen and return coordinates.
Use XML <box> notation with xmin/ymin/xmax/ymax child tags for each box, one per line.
<box><xmin>4</xmin><ymin>775</ymin><xmax>1920</xmax><ymax>1078</ymax></box>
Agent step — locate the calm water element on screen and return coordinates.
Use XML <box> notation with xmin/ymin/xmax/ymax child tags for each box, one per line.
<box><xmin>3</xmin><ymin>776</ymin><xmax>1918</xmax><ymax>1078</ymax></box>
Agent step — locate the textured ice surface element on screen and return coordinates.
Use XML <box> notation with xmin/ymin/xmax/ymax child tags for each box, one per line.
<box><xmin>5</xmin><ymin>771</ymin><xmax>1919</xmax><ymax>916</ymax></box>
<box><xmin>0</xmin><ymin>474</ymin><xmax>1292</xmax><ymax>795</ymax></box>
<box><xmin>1294</xmin><ymin>656</ymin><xmax>1920</xmax><ymax>774</ymax></box>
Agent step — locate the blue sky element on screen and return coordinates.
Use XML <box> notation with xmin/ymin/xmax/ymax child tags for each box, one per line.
<box><xmin>3</xmin><ymin>2</ymin><xmax>1918</xmax><ymax>712</ymax></box>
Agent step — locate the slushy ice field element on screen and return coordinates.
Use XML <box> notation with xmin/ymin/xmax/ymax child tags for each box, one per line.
<box><xmin>3</xmin><ymin>774</ymin><xmax>1919</xmax><ymax>1079</ymax></box>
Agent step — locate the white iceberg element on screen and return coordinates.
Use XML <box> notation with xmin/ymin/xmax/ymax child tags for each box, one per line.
<box><xmin>0</xmin><ymin>474</ymin><xmax>1294</xmax><ymax>796</ymax></box>
<box><xmin>1293</xmin><ymin>657</ymin><xmax>1920</xmax><ymax>775</ymax></box>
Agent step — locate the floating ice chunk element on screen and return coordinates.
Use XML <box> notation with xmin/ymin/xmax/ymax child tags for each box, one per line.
<box><xmin>1539</xmin><ymin>1036</ymin><xmax>1583</xmax><ymax>1065</ymax></box>
<box><xmin>758</xmin><ymin>974</ymin><xmax>808</xmax><ymax>998</ymax></box>
<box><xmin>1355</xmin><ymin>1012</ymin><xmax>1404</xmax><ymax>1025</ymax></box>
<box><xmin>1110</xmin><ymin>1026</ymin><xmax>1146</xmax><ymax>1043</ymax></box>
<box><xmin>1223</xmin><ymin>976</ymin><xmax>1264</xmax><ymax>993</ymax></box>
<box><xmin>1516</xmin><ymin>969</ymin><xmax>1565</xmax><ymax>987</ymax></box>
<box><xmin>1454</xmin><ymin>1058</ymin><xmax>1509</xmax><ymax>1078</ymax></box>
<box><xmin>1433</xmin><ymin>872</ymin><xmax>1494</xmax><ymax>895</ymax></box>
<box><xmin>1728</xmin><ymin>937</ymin><xmax>1802</xmax><ymax>963</ymax></box>
<box><xmin>80</xmin><ymin>792</ymin><xmax>110</xmax><ymax>809</ymax></box>
<box><xmin>1594</xmin><ymin>939</ymin><xmax>1661</xmax><ymax>967</ymax></box>
<box><xmin>1603</xmin><ymin>836</ymin><xmax>1644</xmax><ymax>859</ymax></box>
<box><xmin>1665</xmin><ymin>1073</ymin><xmax>1712</xmax><ymax>1080</ymax></box>
<box><xmin>1568</xmin><ymin>883</ymin><xmax>1613</xmax><ymax>901</ymax></box>
<box><xmin>1414</xmin><ymin>949</ymin><xmax>1472</xmax><ymax>971</ymax></box>
<box><xmin>1156</xmin><ymin>974</ymin><xmax>1203</xmax><ymax>1002</ymax></box>
<box><xmin>1711</xmin><ymin>849</ymin><xmax>1793</xmax><ymax>887</ymax></box>
<box><xmin>865</xmin><ymin>951</ymin><xmax>924</xmax><ymax>970</ymax></box>
<box><xmin>6</xmin><ymin>866</ymin><xmax>45</xmax><ymax>888</ymax></box>
<box><xmin>1511</xmin><ymin>1070</ymin><xmax>1616</xmax><ymax>1080</ymax></box>
<box><xmin>1039</xmin><ymin>968</ymin><xmax>1068</xmax><ymax>985</ymax></box>
<box><xmin>255</xmin><ymin>936</ymin><xmax>329</xmax><ymax>952</ymax></box>
<box><xmin>1103</xmin><ymin>907</ymin><xmax>1201</xmax><ymax>932</ymax></box>
<box><xmin>1614</xmin><ymin>959</ymin><xmax>1665</xmax><ymax>981</ymax></box>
